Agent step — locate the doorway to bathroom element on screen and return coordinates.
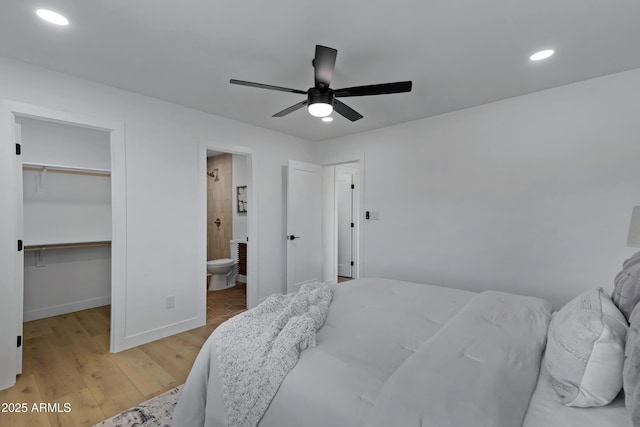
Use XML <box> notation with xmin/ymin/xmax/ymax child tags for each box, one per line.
<box><xmin>202</xmin><ymin>146</ymin><xmax>255</xmax><ymax>325</ymax></box>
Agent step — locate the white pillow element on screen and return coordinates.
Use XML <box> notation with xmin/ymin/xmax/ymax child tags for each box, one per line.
<box><xmin>544</xmin><ymin>288</ymin><xmax>628</xmax><ymax>407</ymax></box>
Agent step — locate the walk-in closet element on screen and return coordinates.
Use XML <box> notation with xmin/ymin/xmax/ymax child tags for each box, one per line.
<box><xmin>18</xmin><ymin>117</ymin><xmax>112</xmax><ymax>332</ymax></box>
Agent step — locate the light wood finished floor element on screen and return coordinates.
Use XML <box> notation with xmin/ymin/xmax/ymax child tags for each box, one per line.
<box><xmin>0</xmin><ymin>285</ymin><xmax>246</xmax><ymax>427</ymax></box>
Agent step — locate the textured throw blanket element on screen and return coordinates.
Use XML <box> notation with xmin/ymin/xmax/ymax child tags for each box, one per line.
<box><xmin>214</xmin><ymin>283</ymin><xmax>332</xmax><ymax>427</ymax></box>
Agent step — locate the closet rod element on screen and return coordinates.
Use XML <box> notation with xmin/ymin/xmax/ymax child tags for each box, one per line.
<box><xmin>24</xmin><ymin>241</ymin><xmax>112</xmax><ymax>252</ymax></box>
<box><xmin>23</xmin><ymin>165</ymin><xmax>111</xmax><ymax>177</ymax></box>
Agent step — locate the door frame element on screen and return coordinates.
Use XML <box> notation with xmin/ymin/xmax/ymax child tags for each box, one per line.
<box><xmin>336</xmin><ymin>164</ymin><xmax>359</xmax><ymax>279</ymax></box>
<box><xmin>198</xmin><ymin>142</ymin><xmax>259</xmax><ymax>309</ymax></box>
<box><xmin>321</xmin><ymin>155</ymin><xmax>365</xmax><ymax>283</ymax></box>
<box><xmin>0</xmin><ymin>100</ymin><xmax>127</xmax><ymax>389</ymax></box>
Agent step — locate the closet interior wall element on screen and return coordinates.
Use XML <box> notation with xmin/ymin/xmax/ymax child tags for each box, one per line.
<box><xmin>20</xmin><ymin>117</ymin><xmax>112</xmax><ymax>321</ymax></box>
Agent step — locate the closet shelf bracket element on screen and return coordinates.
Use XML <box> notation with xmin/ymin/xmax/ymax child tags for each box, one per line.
<box><xmin>38</xmin><ymin>167</ymin><xmax>47</xmax><ymax>191</ymax></box>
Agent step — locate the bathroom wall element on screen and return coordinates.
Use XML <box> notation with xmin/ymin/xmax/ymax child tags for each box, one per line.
<box><xmin>207</xmin><ymin>153</ymin><xmax>232</xmax><ymax>260</ymax></box>
<box><xmin>232</xmin><ymin>153</ymin><xmax>248</xmax><ymax>240</ymax></box>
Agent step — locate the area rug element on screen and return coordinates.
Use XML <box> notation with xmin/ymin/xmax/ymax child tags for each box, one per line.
<box><xmin>93</xmin><ymin>385</ymin><xmax>183</xmax><ymax>427</ymax></box>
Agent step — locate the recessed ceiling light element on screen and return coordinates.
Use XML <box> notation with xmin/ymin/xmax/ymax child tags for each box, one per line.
<box><xmin>321</xmin><ymin>117</ymin><xmax>334</xmax><ymax>122</ymax></box>
<box><xmin>36</xmin><ymin>9</ymin><xmax>69</xmax><ymax>26</ymax></box>
<box><xmin>530</xmin><ymin>49</ymin><xmax>554</xmax><ymax>61</ymax></box>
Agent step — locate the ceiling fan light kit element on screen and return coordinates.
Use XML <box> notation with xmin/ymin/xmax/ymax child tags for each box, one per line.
<box><xmin>307</xmin><ymin>88</ymin><xmax>334</xmax><ymax>117</ymax></box>
<box><xmin>230</xmin><ymin>45</ymin><xmax>412</xmax><ymax>122</ymax></box>
<box><xmin>308</xmin><ymin>102</ymin><xmax>333</xmax><ymax>117</ymax></box>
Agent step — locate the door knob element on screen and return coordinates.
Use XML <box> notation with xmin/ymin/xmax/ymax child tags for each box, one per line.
<box><xmin>287</xmin><ymin>235</ymin><xmax>301</xmax><ymax>240</ymax></box>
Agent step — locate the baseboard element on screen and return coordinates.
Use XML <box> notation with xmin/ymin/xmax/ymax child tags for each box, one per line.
<box><xmin>113</xmin><ymin>315</ymin><xmax>205</xmax><ymax>353</ymax></box>
<box><xmin>24</xmin><ymin>296</ymin><xmax>111</xmax><ymax>322</ymax></box>
<box><xmin>237</xmin><ymin>274</ymin><xmax>247</xmax><ymax>283</ymax></box>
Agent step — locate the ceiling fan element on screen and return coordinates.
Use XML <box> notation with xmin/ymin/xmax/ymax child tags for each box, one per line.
<box><xmin>230</xmin><ymin>45</ymin><xmax>412</xmax><ymax>122</ymax></box>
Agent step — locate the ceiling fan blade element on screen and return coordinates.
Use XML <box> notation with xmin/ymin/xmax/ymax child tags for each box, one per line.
<box><xmin>313</xmin><ymin>45</ymin><xmax>337</xmax><ymax>88</ymax></box>
<box><xmin>333</xmin><ymin>100</ymin><xmax>363</xmax><ymax>122</ymax></box>
<box><xmin>230</xmin><ymin>79</ymin><xmax>307</xmax><ymax>95</ymax></box>
<box><xmin>273</xmin><ymin>100</ymin><xmax>308</xmax><ymax>117</ymax></box>
<box><xmin>334</xmin><ymin>81</ymin><xmax>412</xmax><ymax>97</ymax></box>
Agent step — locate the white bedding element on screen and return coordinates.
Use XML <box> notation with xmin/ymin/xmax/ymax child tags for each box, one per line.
<box><xmin>174</xmin><ymin>278</ymin><xmax>554</xmax><ymax>426</ymax></box>
<box><xmin>523</xmin><ymin>363</ymin><xmax>632</xmax><ymax>427</ymax></box>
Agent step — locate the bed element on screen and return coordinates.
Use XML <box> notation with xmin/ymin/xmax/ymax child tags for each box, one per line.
<box><xmin>173</xmin><ymin>277</ymin><xmax>635</xmax><ymax>427</ymax></box>
<box><xmin>524</xmin><ymin>364</ymin><xmax>630</xmax><ymax>427</ymax></box>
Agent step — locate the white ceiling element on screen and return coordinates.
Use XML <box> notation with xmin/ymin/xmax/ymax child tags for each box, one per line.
<box><xmin>1</xmin><ymin>0</ymin><xmax>639</xmax><ymax>141</ymax></box>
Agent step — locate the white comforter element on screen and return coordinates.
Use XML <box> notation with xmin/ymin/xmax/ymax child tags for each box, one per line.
<box><xmin>173</xmin><ymin>278</ymin><xmax>552</xmax><ymax>427</ymax></box>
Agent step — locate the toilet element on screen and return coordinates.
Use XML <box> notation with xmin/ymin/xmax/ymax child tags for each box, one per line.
<box><xmin>207</xmin><ymin>258</ymin><xmax>237</xmax><ymax>291</ymax></box>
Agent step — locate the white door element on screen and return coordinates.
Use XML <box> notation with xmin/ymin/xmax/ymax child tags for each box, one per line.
<box><xmin>287</xmin><ymin>160</ymin><xmax>322</xmax><ymax>293</ymax></box>
<box><xmin>15</xmin><ymin>118</ymin><xmax>23</xmax><ymax>375</ymax></box>
<box><xmin>336</xmin><ymin>173</ymin><xmax>353</xmax><ymax>277</ymax></box>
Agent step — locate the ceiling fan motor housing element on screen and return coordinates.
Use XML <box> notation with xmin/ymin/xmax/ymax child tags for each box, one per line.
<box><xmin>308</xmin><ymin>87</ymin><xmax>334</xmax><ymax>106</ymax></box>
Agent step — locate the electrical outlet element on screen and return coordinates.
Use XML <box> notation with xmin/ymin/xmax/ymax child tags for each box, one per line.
<box><xmin>166</xmin><ymin>295</ymin><xmax>175</xmax><ymax>309</ymax></box>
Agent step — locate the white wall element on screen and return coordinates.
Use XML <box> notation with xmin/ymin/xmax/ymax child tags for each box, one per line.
<box><xmin>22</xmin><ymin>170</ymin><xmax>111</xmax><ymax>245</ymax></box>
<box><xmin>315</xmin><ymin>68</ymin><xmax>640</xmax><ymax>309</ymax></box>
<box><xmin>21</xmin><ymin>117</ymin><xmax>110</xmax><ymax>170</ymax></box>
<box><xmin>21</xmin><ymin>118</ymin><xmax>112</xmax><ymax>245</ymax></box>
<box><xmin>232</xmin><ymin>153</ymin><xmax>248</xmax><ymax>240</ymax></box>
<box><xmin>23</xmin><ymin>247</ymin><xmax>111</xmax><ymax>321</ymax></box>
<box><xmin>0</xmin><ymin>56</ymin><xmax>314</xmax><ymax>388</ymax></box>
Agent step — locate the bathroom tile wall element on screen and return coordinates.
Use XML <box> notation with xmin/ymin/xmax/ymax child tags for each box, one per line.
<box><xmin>207</xmin><ymin>153</ymin><xmax>232</xmax><ymax>260</ymax></box>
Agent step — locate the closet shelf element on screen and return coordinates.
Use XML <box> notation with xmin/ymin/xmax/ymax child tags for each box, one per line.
<box><xmin>22</xmin><ymin>162</ymin><xmax>111</xmax><ymax>177</ymax></box>
<box><xmin>24</xmin><ymin>241</ymin><xmax>111</xmax><ymax>252</ymax></box>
